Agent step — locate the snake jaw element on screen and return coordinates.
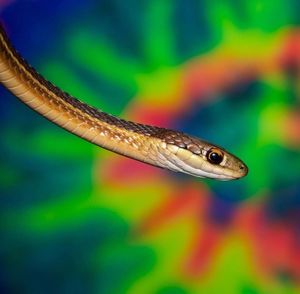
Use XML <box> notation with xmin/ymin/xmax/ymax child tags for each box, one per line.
<box><xmin>158</xmin><ymin>141</ymin><xmax>248</xmax><ymax>180</ymax></box>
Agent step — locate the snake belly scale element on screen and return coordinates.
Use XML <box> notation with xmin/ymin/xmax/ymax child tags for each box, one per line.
<box><xmin>0</xmin><ymin>24</ymin><xmax>248</xmax><ymax>180</ymax></box>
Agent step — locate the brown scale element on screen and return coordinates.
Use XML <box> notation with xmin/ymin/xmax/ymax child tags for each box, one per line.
<box><xmin>155</xmin><ymin>129</ymin><xmax>203</xmax><ymax>155</ymax></box>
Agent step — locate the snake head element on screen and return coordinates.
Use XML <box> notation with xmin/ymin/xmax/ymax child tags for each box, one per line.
<box><xmin>157</xmin><ymin>130</ymin><xmax>248</xmax><ymax>180</ymax></box>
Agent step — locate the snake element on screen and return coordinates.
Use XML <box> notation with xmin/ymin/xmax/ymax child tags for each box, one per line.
<box><xmin>0</xmin><ymin>23</ymin><xmax>248</xmax><ymax>180</ymax></box>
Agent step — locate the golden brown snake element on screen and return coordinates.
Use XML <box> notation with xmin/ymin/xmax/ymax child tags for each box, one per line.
<box><xmin>0</xmin><ymin>24</ymin><xmax>248</xmax><ymax>180</ymax></box>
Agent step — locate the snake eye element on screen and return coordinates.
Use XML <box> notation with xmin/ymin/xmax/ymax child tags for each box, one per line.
<box><xmin>207</xmin><ymin>148</ymin><xmax>224</xmax><ymax>165</ymax></box>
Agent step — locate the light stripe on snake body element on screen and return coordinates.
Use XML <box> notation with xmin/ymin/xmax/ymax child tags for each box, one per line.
<box><xmin>0</xmin><ymin>24</ymin><xmax>248</xmax><ymax>180</ymax></box>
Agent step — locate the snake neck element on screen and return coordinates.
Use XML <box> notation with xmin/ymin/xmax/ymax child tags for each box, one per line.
<box><xmin>0</xmin><ymin>24</ymin><xmax>167</xmax><ymax>165</ymax></box>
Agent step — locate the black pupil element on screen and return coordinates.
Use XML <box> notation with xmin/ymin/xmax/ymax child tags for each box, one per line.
<box><xmin>208</xmin><ymin>152</ymin><xmax>223</xmax><ymax>164</ymax></box>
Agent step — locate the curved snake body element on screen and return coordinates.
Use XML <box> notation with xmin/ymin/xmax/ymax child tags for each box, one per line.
<box><xmin>0</xmin><ymin>24</ymin><xmax>248</xmax><ymax>180</ymax></box>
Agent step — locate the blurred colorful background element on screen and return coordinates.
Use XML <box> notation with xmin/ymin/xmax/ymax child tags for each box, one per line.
<box><xmin>1</xmin><ymin>0</ymin><xmax>300</xmax><ymax>293</ymax></box>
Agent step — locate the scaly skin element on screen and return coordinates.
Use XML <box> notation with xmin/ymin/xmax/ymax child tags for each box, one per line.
<box><xmin>0</xmin><ymin>23</ymin><xmax>248</xmax><ymax>180</ymax></box>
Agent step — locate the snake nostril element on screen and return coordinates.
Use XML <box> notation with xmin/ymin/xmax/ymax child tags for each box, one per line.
<box><xmin>239</xmin><ymin>164</ymin><xmax>248</xmax><ymax>176</ymax></box>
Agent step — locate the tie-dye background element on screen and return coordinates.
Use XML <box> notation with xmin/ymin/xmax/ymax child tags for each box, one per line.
<box><xmin>1</xmin><ymin>1</ymin><xmax>300</xmax><ymax>293</ymax></box>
